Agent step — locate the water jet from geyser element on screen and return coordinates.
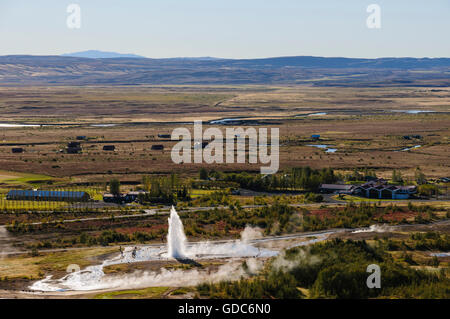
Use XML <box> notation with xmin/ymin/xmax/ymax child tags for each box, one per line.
<box><xmin>167</xmin><ymin>206</ymin><xmax>187</xmax><ymax>259</ymax></box>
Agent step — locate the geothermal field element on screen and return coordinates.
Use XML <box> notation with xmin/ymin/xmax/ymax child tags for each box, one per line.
<box><xmin>28</xmin><ymin>207</ymin><xmax>332</xmax><ymax>294</ymax></box>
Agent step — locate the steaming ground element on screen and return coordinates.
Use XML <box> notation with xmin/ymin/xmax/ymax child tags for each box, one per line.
<box><xmin>29</xmin><ymin>226</ymin><xmax>329</xmax><ymax>292</ymax></box>
<box><xmin>31</xmin><ymin>259</ymin><xmax>265</xmax><ymax>292</ymax></box>
<box><xmin>352</xmin><ymin>224</ymin><xmax>392</xmax><ymax>233</ymax></box>
<box><xmin>29</xmin><ymin>208</ymin><xmax>283</xmax><ymax>292</ymax></box>
<box><xmin>24</xmin><ymin>219</ymin><xmax>447</xmax><ymax>295</ymax></box>
<box><xmin>29</xmin><ymin>229</ymin><xmax>280</xmax><ymax>292</ymax></box>
<box><xmin>30</xmin><ymin>208</ymin><xmax>380</xmax><ymax>293</ymax></box>
<box><xmin>0</xmin><ymin>226</ymin><xmax>15</xmax><ymax>258</ymax></box>
<box><xmin>28</xmin><ymin>217</ymin><xmax>394</xmax><ymax>293</ymax></box>
<box><xmin>29</xmin><ymin>236</ymin><xmax>331</xmax><ymax>292</ymax></box>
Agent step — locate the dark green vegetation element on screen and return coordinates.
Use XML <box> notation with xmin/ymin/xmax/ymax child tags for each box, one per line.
<box><xmin>109</xmin><ymin>179</ymin><xmax>121</xmax><ymax>196</ymax></box>
<box><xmin>197</xmin><ymin>239</ymin><xmax>450</xmax><ymax>299</ymax></box>
<box><xmin>139</xmin><ymin>174</ymin><xmax>191</xmax><ymax>204</ymax></box>
<box><xmin>221</xmin><ymin>167</ymin><xmax>337</xmax><ymax>192</ymax></box>
<box><xmin>388</xmin><ymin>231</ymin><xmax>450</xmax><ymax>252</ymax></box>
<box><xmin>182</xmin><ymin>204</ymin><xmax>300</xmax><ymax>237</ymax></box>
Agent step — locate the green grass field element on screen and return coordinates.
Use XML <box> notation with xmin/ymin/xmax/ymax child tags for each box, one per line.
<box><xmin>0</xmin><ymin>247</ymin><xmax>117</xmax><ymax>280</ymax></box>
<box><xmin>0</xmin><ymin>170</ymin><xmax>57</xmax><ymax>187</ymax></box>
<box><xmin>190</xmin><ymin>189</ymin><xmax>215</xmax><ymax>198</ymax></box>
<box><xmin>94</xmin><ymin>287</ymin><xmax>170</xmax><ymax>299</ymax></box>
<box><xmin>0</xmin><ymin>199</ymin><xmax>68</xmax><ymax>211</ymax></box>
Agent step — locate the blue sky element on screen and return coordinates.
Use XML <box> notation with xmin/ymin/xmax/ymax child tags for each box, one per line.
<box><xmin>0</xmin><ymin>0</ymin><xmax>449</xmax><ymax>58</ymax></box>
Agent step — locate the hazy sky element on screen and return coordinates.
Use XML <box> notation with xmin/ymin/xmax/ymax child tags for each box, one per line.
<box><xmin>0</xmin><ymin>0</ymin><xmax>449</xmax><ymax>58</ymax></box>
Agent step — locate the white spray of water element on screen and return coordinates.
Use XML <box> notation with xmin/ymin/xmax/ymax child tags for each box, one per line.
<box><xmin>240</xmin><ymin>225</ymin><xmax>263</xmax><ymax>242</ymax></box>
<box><xmin>167</xmin><ymin>206</ymin><xmax>187</xmax><ymax>259</ymax></box>
<box><xmin>0</xmin><ymin>226</ymin><xmax>17</xmax><ymax>259</ymax></box>
<box><xmin>352</xmin><ymin>224</ymin><xmax>391</xmax><ymax>233</ymax></box>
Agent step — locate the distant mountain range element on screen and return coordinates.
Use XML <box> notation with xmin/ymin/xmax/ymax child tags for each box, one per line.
<box><xmin>61</xmin><ymin>50</ymin><xmax>222</xmax><ymax>61</ymax></box>
<box><xmin>61</xmin><ymin>50</ymin><xmax>145</xmax><ymax>59</ymax></box>
<box><xmin>0</xmin><ymin>54</ymin><xmax>449</xmax><ymax>86</ymax></box>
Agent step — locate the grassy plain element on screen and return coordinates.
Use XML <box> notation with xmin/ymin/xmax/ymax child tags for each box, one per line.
<box><xmin>0</xmin><ymin>85</ymin><xmax>448</xmax><ymax>181</ymax></box>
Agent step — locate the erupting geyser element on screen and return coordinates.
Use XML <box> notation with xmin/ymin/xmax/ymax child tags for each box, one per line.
<box><xmin>167</xmin><ymin>206</ymin><xmax>187</xmax><ymax>259</ymax></box>
<box><xmin>29</xmin><ymin>207</ymin><xmax>284</xmax><ymax>292</ymax></box>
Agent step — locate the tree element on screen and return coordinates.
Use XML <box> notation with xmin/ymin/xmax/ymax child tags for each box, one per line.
<box><xmin>414</xmin><ymin>168</ymin><xmax>427</xmax><ymax>185</ymax></box>
<box><xmin>109</xmin><ymin>179</ymin><xmax>121</xmax><ymax>196</ymax></box>
<box><xmin>199</xmin><ymin>168</ymin><xmax>209</xmax><ymax>180</ymax></box>
<box><xmin>142</xmin><ymin>175</ymin><xmax>151</xmax><ymax>192</ymax></box>
<box><xmin>392</xmin><ymin>170</ymin><xmax>403</xmax><ymax>184</ymax></box>
<box><xmin>418</xmin><ymin>184</ymin><xmax>439</xmax><ymax>197</ymax></box>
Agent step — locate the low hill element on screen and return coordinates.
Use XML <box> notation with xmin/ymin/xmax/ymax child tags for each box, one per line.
<box><xmin>61</xmin><ymin>50</ymin><xmax>145</xmax><ymax>59</ymax></box>
<box><xmin>0</xmin><ymin>55</ymin><xmax>448</xmax><ymax>86</ymax></box>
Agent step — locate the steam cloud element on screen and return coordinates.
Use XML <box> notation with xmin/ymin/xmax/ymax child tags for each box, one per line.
<box><xmin>352</xmin><ymin>224</ymin><xmax>392</xmax><ymax>233</ymax></box>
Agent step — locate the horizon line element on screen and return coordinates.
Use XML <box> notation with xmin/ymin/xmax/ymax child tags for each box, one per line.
<box><xmin>1</xmin><ymin>52</ymin><xmax>450</xmax><ymax>60</ymax></box>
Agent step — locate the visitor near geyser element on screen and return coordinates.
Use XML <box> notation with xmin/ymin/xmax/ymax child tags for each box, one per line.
<box><xmin>167</xmin><ymin>206</ymin><xmax>187</xmax><ymax>259</ymax></box>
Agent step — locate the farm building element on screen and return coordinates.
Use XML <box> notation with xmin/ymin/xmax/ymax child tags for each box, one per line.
<box><xmin>403</xmin><ymin>135</ymin><xmax>422</xmax><ymax>140</ymax></box>
<box><xmin>68</xmin><ymin>142</ymin><xmax>81</xmax><ymax>148</ymax></box>
<box><xmin>125</xmin><ymin>191</ymin><xmax>146</xmax><ymax>202</ymax></box>
<box><xmin>11</xmin><ymin>148</ymin><xmax>24</xmax><ymax>153</ymax></box>
<box><xmin>354</xmin><ymin>180</ymin><xmax>417</xmax><ymax>199</ymax></box>
<box><xmin>151</xmin><ymin>144</ymin><xmax>164</xmax><ymax>150</ymax></box>
<box><xmin>320</xmin><ymin>184</ymin><xmax>355</xmax><ymax>194</ymax></box>
<box><xmin>67</xmin><ymin>147</ymin><xmax>82</xmax><ymax>154</ymax></box>
<box><xmin>67</xmin><ymin>141</ymin><xmax>82</xmax><ymax>154</ymax></box>
<box><xmin>311</xmin><ymin>135</ymin><xmax>320</xmax><ymax>140</ymax></box>
<box><xmin>103</xmin><ymin>191</ymin><xmax>145</xmax><ymax>204</ymax></box>
<box><xmin>102</xmin><ymin>193</ymin><xmax>117</xmax><ymax>203</ymax></box>
<box><xmin>103</xmin><ymin>145</ymin><xmax>115</xmax><ymax>151</ymax></box>
<box><xmin>6</xmin><ymin>190</ymin><xmax>90</xmax><ymax>202</ymax></box>
<box><xmin>320</xmin><ymin>179</ymin><xmax>417</xmax><ymax>199</ymax></box>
